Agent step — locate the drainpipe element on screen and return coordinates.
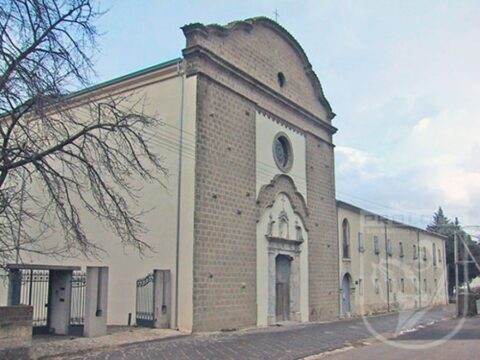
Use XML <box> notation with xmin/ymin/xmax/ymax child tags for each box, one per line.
<box><xmin>443</xmin><ymin>239</ymin><xmax>449</xmax><ymax>305</ymax></box>
<box><xmin>384</xmin><ymin>222</ymin><xmax>389</xmax><ymax>312</ymax></box>
<box><xmin>174</xmin><ymin>61</ymin><xmax>185</xmax><ymax>330</ymax></box>
<box><xmin>417</xmin><ymin>229</ymin><xmax>422</xmax><ymax>308</ymax></box>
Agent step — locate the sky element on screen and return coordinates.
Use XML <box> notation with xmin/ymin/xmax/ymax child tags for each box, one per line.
<box><xmin>93</xmin><ymin>0</ymin><xmax>480</xmax><ymax>232</ymax></box>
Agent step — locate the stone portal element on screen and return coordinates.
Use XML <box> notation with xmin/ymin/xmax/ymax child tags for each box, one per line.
<box><xmin>256</xmin><ymin>188</ymin><xmax>309</xmax><ymax>326</ymax></box>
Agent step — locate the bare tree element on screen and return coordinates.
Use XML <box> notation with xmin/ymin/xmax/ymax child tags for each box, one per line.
<box><xmin>0</xmin><ymin>0</ymin><xmax>167</xmax><ymax>265</ymax></box>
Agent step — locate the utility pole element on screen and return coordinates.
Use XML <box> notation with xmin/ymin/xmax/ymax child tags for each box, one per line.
<box><xmin>274</xmin><ymin>9</ymin><xmax>279</xmax><ymax>22</ymax></box>
<box><xmin>417</xmin><ymin>229</ymin><xmax>422</xmax><ymax>308</ymax></box>
<box><xmin>447</xmin><ymin>221</ymin><xmax>480</xmax><ymax>316</ymax></box>
<box><xmin>463</xmin><ymin>232</ymin><xmax>469</xmax><ymax>296</ymax></box>
<box><xmin>384</xmin><ymin>222</ymin><xmax>390</xmax><ymax>312</ymax></box>
<box><xmin>454</xmin><ymin>227</ymin><xmax>459</xmax><ymax>314</ymax></box>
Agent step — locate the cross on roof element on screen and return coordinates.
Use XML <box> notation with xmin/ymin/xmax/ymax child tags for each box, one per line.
<box><xmin>274</xmin><ymin>9</ymin><xmax>279</xmax><ymax>23</ymax></box>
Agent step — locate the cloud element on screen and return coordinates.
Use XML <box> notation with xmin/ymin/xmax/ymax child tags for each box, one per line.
<box><xmin>336</xmin><ymin>104</ymin><xmax>480</xmax><ymax>227</ymax></box>
<box><xmin>413</xmin><ymin>117</ymin><xmax>431</xmax><ymax>132</ymax></box>
<box><xmin>335</xmin><ymin>146</ymin><xmax>379</xmax><ymax>177</ymax></box>
<box><xmin>332</xmin><ymin>2</ymin><xmax>480</xmax><ymax>228</ymax></box>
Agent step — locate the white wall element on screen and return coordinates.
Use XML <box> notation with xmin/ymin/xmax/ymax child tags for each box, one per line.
<box><xmin>0</xmin><ymin>67</ymin><xmax>197</xmax><ymax>331</ymax></box>
<box><xmin>255</xmin><ymin>111</ymin><xmax>309</xmax><ymax>326</ymax></box>
<box><xmin>338</xmin><ymin>204</ymin><xmax>449</xmax><ymax>316</ymax></box>
<box><xmin>256</xmin><ymin>112</ymin><xmax>307</xmax><ymax>199</ymax></box>
<box><xmin>176</xmin><ymin>75</ymin><xmax>196</xmax><ymax>331</ymax></box>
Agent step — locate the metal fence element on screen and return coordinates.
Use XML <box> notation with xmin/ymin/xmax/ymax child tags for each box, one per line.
<box><xmin>19</xmin><ymin>269</ymin><xmax>49</xmax><ymax>328</ymax></box>
<box><xmin>70</xmin><ymin>271</ymin><xmax>86</xmax><ymax>325</ymax></box>
<box><xmin>136</xmin><ymin>272</ymin><xmax>155</xmax><ymax>327</ymax></box>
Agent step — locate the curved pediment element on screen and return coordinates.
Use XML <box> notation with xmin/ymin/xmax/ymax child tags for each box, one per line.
<box><xmin>182</xmin><ymin>17</ymin><xmax>335</xmax><ymax>123</ymax></box>
<box><xmin>256</xmin><ymin>174</ymin><xmax>309</xmax><ymax>229</ymax></box>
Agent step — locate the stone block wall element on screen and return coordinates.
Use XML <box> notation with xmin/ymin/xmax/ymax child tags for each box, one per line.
<box><xmin>305</xmin><ymin>136</ymin><xmax>339</xmax><ymax>321</ymax></box>
<box><xmin>192</xmin><ymin>75</ymin><xmax>258</xmax><ymax>331</ymax></box>
<box><xmin>183</xmin><ymin>19</ymin><xmax>332</xmax><ymax>122</ymax></box>
<box><xmin>0</xmin><ymin>305</ymin><xmax>32</xmax><ymax>359</ymax></box>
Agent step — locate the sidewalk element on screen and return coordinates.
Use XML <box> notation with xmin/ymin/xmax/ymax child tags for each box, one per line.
<box><xmin>35</xmin><ymin>305</ymin><xmax>454</xmax><ymax>359</ymax></box>
<box><xmin>30</xmin><ymin>327</ymin><xmax>188</xmax><ymax>359</ymax></box>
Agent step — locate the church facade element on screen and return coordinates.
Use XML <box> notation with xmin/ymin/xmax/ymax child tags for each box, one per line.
<box><xmin>182</xmin><ymin>18</ymin><xmax>338</xmax><ymax>331</ymax></box>
<box><xmin>0</xmin><ymin>18</ymin><xmax>447</xmax><ymax>333</ymax></box>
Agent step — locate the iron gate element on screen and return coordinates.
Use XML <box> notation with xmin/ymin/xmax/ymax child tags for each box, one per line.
<box><xmin>18</xmin><ymin>269</ymin><xmax>50</xmax><ymax>333</ymax></box>
<box><xmin>69</xmin><ymin>271</ymin><xmax>86</xmax><ymax>335</ymax></box>
<box><xmin>136</xmin><ymin>272</ymin><xmax>155</xmax><ymax>327</ymax></box>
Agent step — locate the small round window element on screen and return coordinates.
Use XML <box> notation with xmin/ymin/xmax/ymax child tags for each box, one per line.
<box><xmin>273</xmin><ymin>133</ymin><xmax>293</xmax><ymax>172</ymax></box>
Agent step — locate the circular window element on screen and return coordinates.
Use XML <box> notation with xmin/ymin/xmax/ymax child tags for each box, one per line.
<box><xmin>273</xmin><ymin>133</ymin><xmax>293</xmax><ymax>172</ymax></box>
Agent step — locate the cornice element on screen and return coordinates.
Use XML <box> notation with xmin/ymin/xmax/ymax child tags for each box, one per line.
<box><xmin>183</xmin><ymin>45</ymin><xmax>337</xmax><ymax>135</ymax></box>
<box><xmin>337</xmin><ymin>200</ymin><xmax>448</xmax><ymax>240</ymax></box>
<box><xmin>182</xmin><ymin>17</ymin><xmax>335</xmax><ymax>121</ymax></box>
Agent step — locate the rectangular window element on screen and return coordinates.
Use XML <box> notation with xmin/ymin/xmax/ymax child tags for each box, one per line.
<box><xmin>438</xmin><ymin>249</ymin><xmax>442</xmax><ymax>263</ymax></box>
<box><xmin>374</xmin><ymin>236</ymin><xmax>380</xmax><ymax>254</ymax></box>
<box><xmin>413</xmin><ymin>244</ymin><xmax>418</xmax><ymax>259</ymax></box>
<box><xmin>423</xmin><ymin>246</ymin><xmax>427</xmax><ymax>261</ymax></box>
<box><xmin>342</xmin><ymin>219</ymin><xmax>350</xmax><ymax>259</ymax></box>
<box><xmin>358</xmin><ymin>232</ymin><xmax>365</xmax><ymax>252</ymax></box>
<box><xmin>401</xmin><ymin>278</ymin><xmax>405</xmax><ymax>293</ymax></box>
<box><xmin>359</xmin><ymin>278</ymin><xmax>363</xmax><ymax>296</ymax></box>
<box><xmin>399</xmin><ymin>242</ymin><xmax>404</xmax><ymax>258</ymax></box>
<box><xmin>387</xmin><ymin>239</ymin><xmax>393</xmax><ymax>257</ymax></box>
<box><xmin>424</xmin><ymin>278</ymin><xmax>427</xmax><ymax>292</ymax></box>
<box><xmin>389</xmin><ymin>278</ymin><xmax>393</xmax><ymax>293</ymax></box>
<box><xmin>375</xmin><ymin>278</ymin><xmax>379</xmax><ymax>294</ymax></box>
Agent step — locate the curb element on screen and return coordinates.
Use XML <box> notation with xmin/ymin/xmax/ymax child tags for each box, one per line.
<box><xmin>35</xmin><ymin>333</ymin><xmax>190</xmax><ymax>359</ymax></box>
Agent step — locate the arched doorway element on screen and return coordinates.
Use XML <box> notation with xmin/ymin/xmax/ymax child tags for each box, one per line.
<box><xmin>276</xmin><ymin>255</ymin><xmax>292</xmax><ymax>322</ymax></box>
<box><xmin>342</xmin><ymin>273</ymin><xmax>352</xmax><ymax>315</ymax></box>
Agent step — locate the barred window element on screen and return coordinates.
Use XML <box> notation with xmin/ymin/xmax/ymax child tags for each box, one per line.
<box><xmin>342</xmin><ymin>219</ymin><xmax>350</xmax><ymax>259</ymax></box>
<box><xmin>387</xmin><ymin>239</ymin><xmax>393</xmax><ymax>257</ymax></box>
<box><xmin>374</xmin><ymin>236</ymin><xmax>380</xmax><ymax>254</ymax></box>
<box><xmin>358</xmin><ymin>232</ymin><xmax>365</xmax><ymax>252</ymax></box>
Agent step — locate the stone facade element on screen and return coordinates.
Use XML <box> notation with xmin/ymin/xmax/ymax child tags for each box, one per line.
<box><xmin>306</xmin><ymin>136</ymin><xmax>339</xmax><ymax>321</ymax></box>
<box><xmin>183</xmin><ymin>18</ymin><xmax>339</xmax><ymax>331</ymax></box>
<box><xmin>192</xmin><ymin>75</ymin><xmax>258</xmax><ymax>331</ymax></box>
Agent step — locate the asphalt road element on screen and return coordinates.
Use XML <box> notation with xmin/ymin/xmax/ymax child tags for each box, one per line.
<box><xmin>68</xmin><ymin>306</ymin><xmax>453</xmax><ymax>360</ymax></box>
<box><xmin>319</xmin><ymin>315</ymin><xmax>480</xmax><ymax>360</ymax></box>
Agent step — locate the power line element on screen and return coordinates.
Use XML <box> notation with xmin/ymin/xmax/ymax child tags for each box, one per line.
<box><xmin>29</xmin><ymin>107</ymin><xmax>441</xmax><ymax>226</ymax></box>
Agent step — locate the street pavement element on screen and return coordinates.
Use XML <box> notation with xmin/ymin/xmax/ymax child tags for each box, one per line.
<box><xmin>63</xmin><ymin>306</ymin><xmax>453</xmax><ymax>360</ymax></box>
<box><xmin>317</xmin><ymin>315</ymin><xmax>480</xmax><ymax>360</ymax></box>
